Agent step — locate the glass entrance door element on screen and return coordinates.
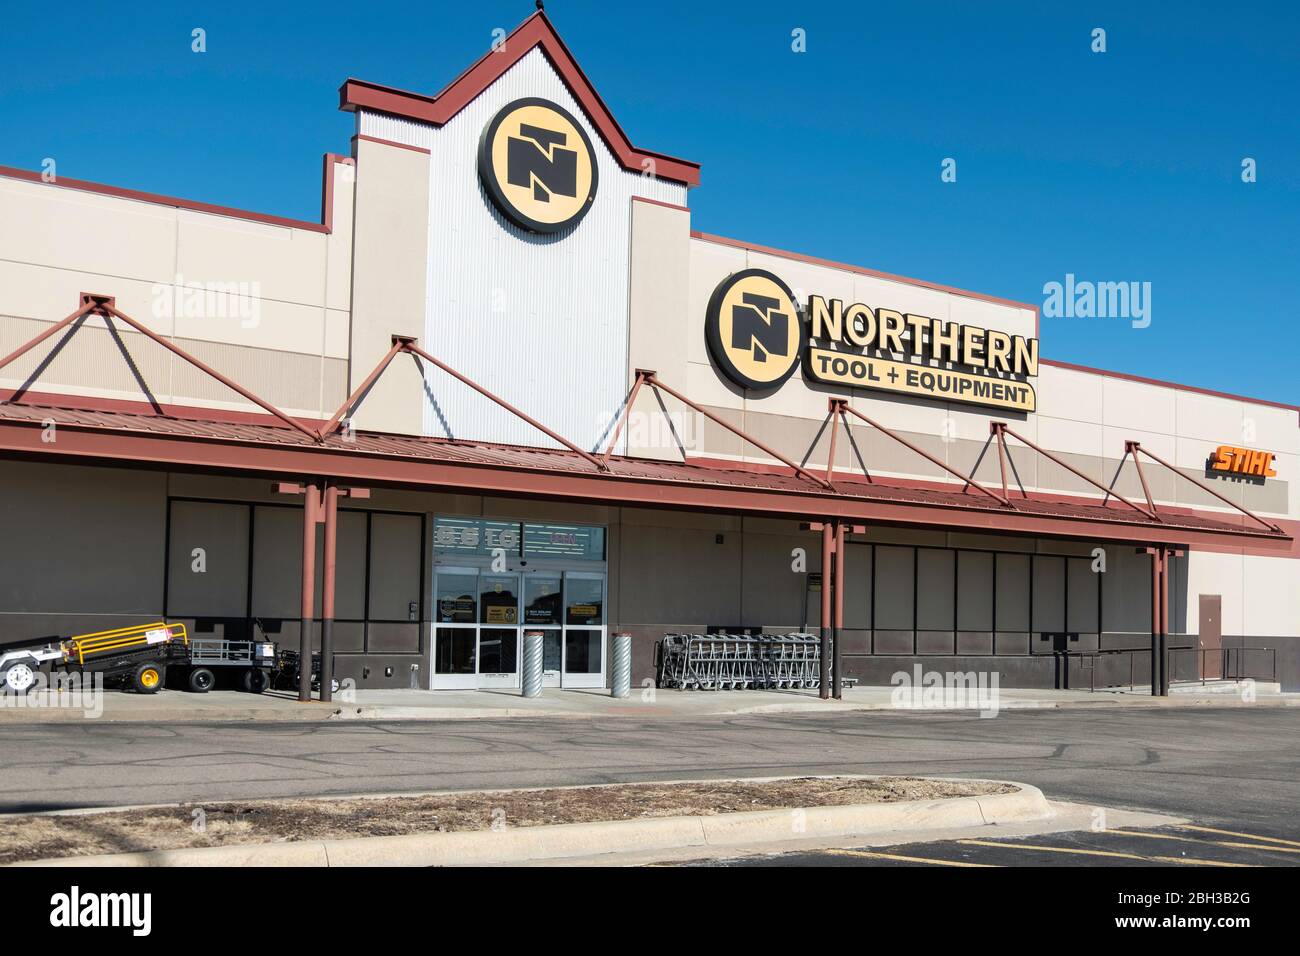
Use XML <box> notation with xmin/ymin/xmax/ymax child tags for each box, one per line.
<box><xmin>476</xmin><ymin>572</ymin><xmax>520</xmax><ymax>688</ymax></box>
<box><xmin>433</xmin><ymin>568</ymin><xmax>522</xmax><ymax>689</ymax></box>
<box><xmin>562</xmin><ymin>571</ymin><xmax>606</xmax><ymax>689</ymax></box>
<box><xmin>433</xmin><ymin>567</ymin><xmax>479</xmax><ymax>689</ymax></box>
<box><xmin>523</xmin><ymin>573</ymin><xmax>563</xmax><ymax>687</ymax></box>
<box><xmin>431</xmin><ymin>565</ymin><xmax>606</xmax><ymax>690</ymax></box>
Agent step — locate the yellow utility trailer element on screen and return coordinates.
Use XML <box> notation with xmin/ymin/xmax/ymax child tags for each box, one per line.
<box><xmin>0</xmin><ymin>622</ymin><xmax>188</xmax><ymax>694</ymax></box>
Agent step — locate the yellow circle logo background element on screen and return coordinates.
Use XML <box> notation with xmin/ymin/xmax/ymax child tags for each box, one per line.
<box><xmin>478</xmin><ymin>98</ymin><xmax>598</xmax><ymax>233</ymax></box>
<box><xmin>705</xmin><ymin>270</ymin><xmax>805</xmax><ymax>390</ymax></box>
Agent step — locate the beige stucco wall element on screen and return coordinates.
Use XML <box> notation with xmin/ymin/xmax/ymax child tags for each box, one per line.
<box><xmin>345</xmin><ymin>138</ymin><xmax>431</xmax><ymax>435</ymax></box>
<box><xmin>0</xmin><ymin>162</ymin><xmax>355</xmax><ymax>418</ymax></box>
<box><xmin>619</xmin><ymin>227</ymin><xmax>1298</xmax><ymax>530</ymax></box>
<box><xmin>616</xmin><ymin>219</ymin><xmax>1300</xmax><ymax>652</ymax></box>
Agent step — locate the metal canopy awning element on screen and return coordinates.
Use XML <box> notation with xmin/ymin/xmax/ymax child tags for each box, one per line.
<box><xmin>0</xmin><ymin>395</ymin><xmax>1288</xmax><ymax>552</ymax></box>
<box><xmin>0</xmin><ymin>299</ymin><xmax>1291</xmax><ymax>704</ymax></box>
<box><xmin>0</xmin><ymin>296</ymin><xmax>1289</xmax><ymax>553</ymax></box>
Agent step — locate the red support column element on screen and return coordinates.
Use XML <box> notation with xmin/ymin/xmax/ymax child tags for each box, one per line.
<box><xmin>833</xmin><ymin>520</ymin><xmax>846</xmax><ymax>699</ymax></box>
<box><xmin>1159</xmin><ymin>548</ymin><xmax>1171</xmax><ymax>696</ymax></box>
<box><xmin>1144</xmin><ymin>546</ymin><xmax>1162</xmax><ymax>697</ymax></box>
<box><xmin>319</xmin><ymin>482</ymin><xmax>339</xmax><ymax>703</ymax></box>
<box><xmin>820</xmin><ymin>523</ymin><xmax>833</xmax><ymax>700</ymax></box>
<box><xmin>299</xmin><ymin>483</ymin><xmax>321</xmax><ymax>702</ymax></box>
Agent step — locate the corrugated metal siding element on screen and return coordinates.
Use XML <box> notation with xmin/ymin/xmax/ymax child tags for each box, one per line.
<box><xmin>360</xmin><ymin>48</ymin><xmax>688</xmax><ymax>450</ymax></box>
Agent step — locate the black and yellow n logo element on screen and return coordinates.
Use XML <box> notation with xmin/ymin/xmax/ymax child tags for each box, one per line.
<box><xmin>479</xmin><ymin>98</ymin><xmax>599</xmax><ymax>234</ymax></box>
<box><xmin>705</xmin><ymin>270</ymin><xmax>805</xmax><ymax>391</ymax></box>
<box><xmin>507</xmin><ymin>124</ymin><xmax>578</xmax><ymax>203</ymax></box>
<box><xmin>730</xmin><ymin>292</ymin><xmax>790</xmax><ymax>363</ymax></box>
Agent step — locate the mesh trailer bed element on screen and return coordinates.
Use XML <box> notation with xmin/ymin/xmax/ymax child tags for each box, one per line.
<box><xmin>180</xmin><ymin>637</ymin><xmax>278</xmax><ymax>693</ymax></box>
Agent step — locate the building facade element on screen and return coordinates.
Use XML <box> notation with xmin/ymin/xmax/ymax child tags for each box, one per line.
<box><xmin>2</xmin><ymin>11</ymin><xmax>1297</xmax><ymax>693</ymax></box>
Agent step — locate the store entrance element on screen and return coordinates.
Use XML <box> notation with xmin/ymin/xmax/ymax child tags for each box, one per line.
<box><xmin>432</xmin><ymin>565</ymin><xmax>606</xmax><ymax>690</ymax></box>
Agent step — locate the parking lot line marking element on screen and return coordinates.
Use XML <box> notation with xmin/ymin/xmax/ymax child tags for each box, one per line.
<box><xmin>957</xmin><ymin>839</ymin><xmax>1136</xmax><ymax>860</ymax></box>
<box><xmin>825</xmin><ymin>848</ymin><xmax>994</xmax><ymax>867</ymax></box>
<box><xmin>954</xmin><ymin>839</ymin><xmax>1249</xmax><ymax>866</ymax></box>
<box><xmin>1109</xmin><ymin>829</ymin><xmax>1300</xmax><ymax>856</ymax></box>
<box><xmin>1178</xmin><ymin>825</ymin><xmax>1300</xmax><ymax>849</ymax></box>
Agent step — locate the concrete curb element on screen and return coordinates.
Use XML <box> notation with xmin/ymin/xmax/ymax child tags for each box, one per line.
<box><xmin>2</xmin><ymin>692</ymin><xmax>1292</xmax><ymax>725</ymax></box>
<box><xmin>13</xmin><ymin>780</ymin><xmax>1053</xmax><ymax>867</ymax></box>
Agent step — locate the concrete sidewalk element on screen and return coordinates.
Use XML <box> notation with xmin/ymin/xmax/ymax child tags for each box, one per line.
<box><xmin>0</xmin><ymin>679</ymin><xmax>1291</xmax><ymax>724</ymax></box>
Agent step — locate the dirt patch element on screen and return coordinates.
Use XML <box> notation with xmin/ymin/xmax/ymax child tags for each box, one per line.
<box><xmin>0</xmin><ymin>776</ymin><xmax>1012</xmax><ymax>864</ymax></box>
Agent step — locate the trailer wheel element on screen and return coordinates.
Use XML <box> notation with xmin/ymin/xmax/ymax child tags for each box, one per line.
<box><xmin>0</xmin><ymin>659</ymin><xmax>38</xmax><ymax>695</ymax></box>
<box><xmin>242</xmin><ymin>668</ymin><xmax>269</xmax><ymax>694</ymax></box>
<box><xmin>133</xmin><ymin>662</ymin><xmax>163</xmax><ymax>694</ymax></box>
<box><xmin>187</xmin><ymin>668</ymin><xmax>215</xmax><ymax>693</ymax></box>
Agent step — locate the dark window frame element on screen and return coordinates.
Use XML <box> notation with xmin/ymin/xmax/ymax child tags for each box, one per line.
<box><xmin>865</xmin><ymin>541</ymin><xmax>1113</xmax><ymax>657</ymax></box>
<box><xmin>163</xmin><ymin>497</ymin><xmax>427</xmax><ymax>646</ymax></box>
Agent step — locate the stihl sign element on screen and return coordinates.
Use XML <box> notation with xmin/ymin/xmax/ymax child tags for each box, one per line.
<box><xmin>1210</xmin><ymin>445</ymin><xmax>1276</xmax><ymax>479</ymax></box>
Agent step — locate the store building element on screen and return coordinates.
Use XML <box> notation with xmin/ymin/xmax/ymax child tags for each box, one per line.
<box><xmin>1</xmin><ymin>10</ymin><xmax>1297</xmax><ymax>694</ymax></box>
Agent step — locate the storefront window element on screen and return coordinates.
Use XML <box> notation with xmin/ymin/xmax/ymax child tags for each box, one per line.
<box><xmin>565</xmin><ymin>630</ymin><xmax>602</xmax><ymax>674</ymax></box>
<box><xmin>435</xmin><ymin>627</ymin><xmax>475</xmax><ymax>674</ymax></box>
<box><xmin>435</xmin><ymin>571</ymin><xmax>478</xmax><ymax>624</ymax></box>
<box><xmin>565</xmin><ymin>576</ymin><xmax>604</xmax><ymax>625</ymax></box>
<box><xmin>523</xmin><ymin>575</ymin><xmax>562</xmax><ymax>625</ymax></box>
<box><xmin>480</xmin><ymin>574</ymin><xmax>519</xmax><ymax>625</ymax></box>
<box><xmin>478</xmin><ymin>628</ymin><xmax>518</xmax><ymax>674</ymax></box>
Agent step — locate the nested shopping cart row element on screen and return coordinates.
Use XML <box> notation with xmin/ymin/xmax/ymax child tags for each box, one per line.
<box><xmin>657</xmin><ymin>632</ymin><xmax>822</xmax><ymax>690</ymax></box>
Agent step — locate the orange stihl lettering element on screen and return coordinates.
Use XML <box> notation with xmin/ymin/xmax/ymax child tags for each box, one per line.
<box><xmin>1210</xmin><ymin>444</ymin><xmax>1275</xmax><ymax>478</ymax></box>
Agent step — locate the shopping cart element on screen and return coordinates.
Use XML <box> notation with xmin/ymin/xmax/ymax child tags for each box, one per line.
<box><xmin>657</xmin><ymin>632</ymin><xmax>823</xmax><ymax>691</ymax></box>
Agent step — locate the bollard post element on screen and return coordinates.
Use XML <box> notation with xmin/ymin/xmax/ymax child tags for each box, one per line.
<box><xmin>612</xmin><ymin>633</ymin><xmax>632</xmax><ymax>698</ymax></box>
<box><xmin>522</xmin><ymin>631</ymin><xmax>544</xmax><ymax>698</ymax></box>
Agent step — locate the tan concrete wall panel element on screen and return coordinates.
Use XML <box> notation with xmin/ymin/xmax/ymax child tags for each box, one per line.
<box><xmin>0</xmin><ymin>461</ymin><xmax>166</xmax><ymax>617</ymax></box>
<box><xmin>346</xmin><ymin>138</ymin><xmax>431</xmax><ymax>435</ymax></box>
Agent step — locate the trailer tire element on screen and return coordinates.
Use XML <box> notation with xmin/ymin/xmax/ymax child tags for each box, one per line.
<box><xmin>242</xmin><ymin>668</ymin><xmax>269</xmax><ymax>694</ymax></box>
<box><xmin>1</xmin><ymin>658</ymin><xmax>39</xmax><ymax>695</ymax></box>
<box><xmin>187</xmin><ymin>668</ymin><xmax>215</xmax><ymax>693</ymax></box>
<box><xmin>133</xmin><ymin>662</ymin><xmax>164</xmax><ymax>694</ymax></box>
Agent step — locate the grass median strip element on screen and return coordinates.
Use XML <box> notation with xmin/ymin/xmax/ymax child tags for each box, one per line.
<box><xmin>1</xmin><ymin>776</ymin><xmax>1011</xmax><ymax>865</ymax></box>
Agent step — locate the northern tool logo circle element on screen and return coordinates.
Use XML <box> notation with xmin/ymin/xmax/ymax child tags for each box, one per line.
<box><xmin>478</xmin><ymin>97</ymin><xmax>598</xmax><ymax>233</ymax></box>
<box><xmin>705</xmin><ymin>269</ymin><xmax>805</xmax><ymax>390</ymax></box>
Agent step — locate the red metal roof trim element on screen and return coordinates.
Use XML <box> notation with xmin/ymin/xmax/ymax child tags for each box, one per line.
<box><xmin>338</xmin><ymin>11</ymin><xmax>701</xmax><ymax>186</ymax></box>
<box><xmin>0</xmin><ymin>398</ymin><xmax>1287</xmax><ymax>547</ymax></box>
<box><xmin>0</xmin><ymin>159</ymin><xmax>351</xmax><ymax>235</ymax></box>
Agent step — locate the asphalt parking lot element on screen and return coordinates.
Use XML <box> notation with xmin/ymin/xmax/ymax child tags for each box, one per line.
<box><xmin>696</xmin><ymin>822</ymin><xmax>1300</xmax><ymax>867</ymax></box>
<box><xmin>2</xmin><ymin>705</ymin><xmax>1297</xmax><ymax>868</ymax></box>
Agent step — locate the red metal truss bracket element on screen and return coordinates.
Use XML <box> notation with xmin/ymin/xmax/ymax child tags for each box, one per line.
<box><xmin>1125</xmin><ymin>441</ymin><xmax>1281</xmax><ymax>533</ymax></box>
<box><xmin>0</xmin><ymin>297</ymin><xmax>318</xmax><ymax>441</ymax></box>
<box><xmin>640</xmin><ymin>373</ymin><xmax>833</xmax><ymax>490</ymax></box>
<box><xmin>835</xmin><ymin>402</ymin><xmax>1011</xmax><ymax>507</ymax></box>
<box><xmin>99</xmin><ymin>302</ymin><xmax>319</xmax><ymax>440</ymax></box>
<box><xmin>995</xmin><ymin>422</ymin><xmax>1159</xmax><ymax>521</ymax></box>
<box><xmin>598</xmin><ymin>369</ymin><xmax>650</xmax><ymax>466</ymax></box>
<box><xmin>321</xmin><ymin>335</ymin><xmax>608</xmax><ymax>471</ymax></box>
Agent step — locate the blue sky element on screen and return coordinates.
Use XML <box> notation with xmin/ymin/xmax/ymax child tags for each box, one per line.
<box><xmin>2</xmin><ymin>1</ymin><xmax>1296</xmax><ymax>403</ymax></box>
